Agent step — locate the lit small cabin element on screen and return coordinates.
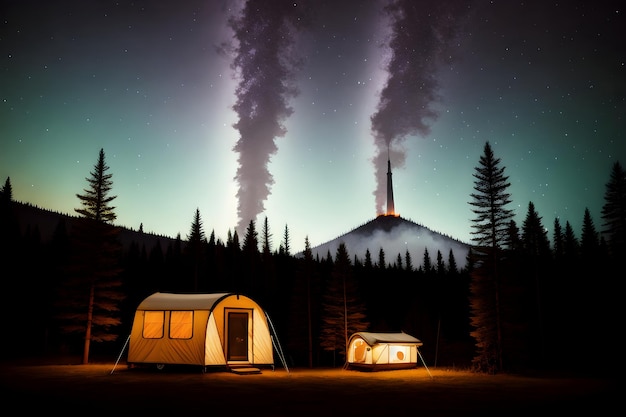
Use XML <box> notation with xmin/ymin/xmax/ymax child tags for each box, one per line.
<box><xmin>346</xmin><ymin>332</ymin><xmax>423</xmax><ymax>371</ymax></box>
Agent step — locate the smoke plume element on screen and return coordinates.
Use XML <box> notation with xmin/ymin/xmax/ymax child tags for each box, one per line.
<box><xmin>371</xmin><ymin>0</ymin><xmax>465</xmax><ymax>214</ymax></box>
<box><xmin>227</xmin><ymin>1</ymin><xmax>308</xmax><ymax>234</ymax></box>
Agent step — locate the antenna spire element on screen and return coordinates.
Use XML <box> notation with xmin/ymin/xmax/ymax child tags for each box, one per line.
<box><xmin>386</xmin><ymin>146</ymin><xmax>396</xmax><ymax>216</ymax></box>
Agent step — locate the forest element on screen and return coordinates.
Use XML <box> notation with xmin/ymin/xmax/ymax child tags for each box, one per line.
<box><xmin>0</xmin><ymin>143</ymin><xmax>623</xmax><ymax>375</ymax></box>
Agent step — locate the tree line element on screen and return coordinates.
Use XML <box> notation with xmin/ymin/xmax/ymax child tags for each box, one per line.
<box><xmin>0</xmin><ymin>144</ymin><xmax>623</xmax><ymax>374</ymax></box>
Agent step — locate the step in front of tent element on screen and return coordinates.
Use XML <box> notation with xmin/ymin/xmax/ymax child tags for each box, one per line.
<box><xmin>230</xmin><ymin>366</ymin><xmax>262</xmax><ymax>375</ymax></box>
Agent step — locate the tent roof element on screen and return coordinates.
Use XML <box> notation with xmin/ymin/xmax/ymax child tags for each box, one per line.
<box><xmin>351</xmin><ymin>332</ymin><xmax>423</xmax><ymax>346</ymax></box>
<box><xmin>136</xmin><ymin>292</ymin><xmax>233</xmax><ymax>311</ymax></box>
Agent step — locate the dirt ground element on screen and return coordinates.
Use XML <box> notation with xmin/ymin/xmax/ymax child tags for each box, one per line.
<box><xmin>0</xmin><ymin>361</ymin><xmax>617</xmax><ymax>416</ymax></box>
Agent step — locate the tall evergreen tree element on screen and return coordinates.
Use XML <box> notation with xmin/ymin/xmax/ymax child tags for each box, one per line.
<box><xmin>287</xmin><ymin>236</ymin><xmax>318</xmax><ymax>367</ymax></box>
<box><xmin>281</xmin><ymin>224</ymin><xmax>291</xmax><ymax>256</ymax></box>
<box><xmin>242</xmin><ymin>220</ymin><xmax>259</xmax><ymax>254</ymax></box>
<box><xmin>377</xmin><ymin>247</ymin><xmax>386</xmax><ymax>269</ymax></box>
<box><xmin>447</xmin><ymin>248</ymin><xmax>458</xmax><ymax>274</ymax></box>
<box><xmin>468</xmin><ymin>141</ymin><xmax>514</xmax><ymax>373</ymax></box>
<box><xmin>600</xmin><ymin>161</ymin><xmax>626</xmax><ymax>259</ymax></box>
<box><xmin>396</xmin><ymin>253</ymin><xmax>403</xmax><ymax>270</ymax></box>
<box><xmin>518</xmin><ymin>201</ymin><xmax>551</xmax><ymax>368</ymax></box>
<box><xmin>436</xmin><ymin>250</ymin><xmax>445</xmax><ymax>275</ymax></box>
<box><xmin>0</xmin><ymin>176</ymin><xmax>20</xmax><ymax>267</ymax></box>
<box><xmin>320</xmin><ymin>242</ymin><xmax>369</xmax><ymax>365</ymax></box>
<box><xmin>422</xmin><ymin>247</ymin><xmax>432</xmax><ymax>274</ymax></box>
<box><xmin>552</xmin><ymin>217</ymin><xmax>564</xmax><ymax>261</ymax></box>
<box><xmin>1</xmin><ymin>176</ymin><xmax>13</xmax><ymax>201</ymax></box>
<box><xmin>405</xmin><ymin>248</ymin><xmax>413</xmax><ymax>272</ymax></box>
<box><xmin>563</xmin><ymin>221</ymin><xmax>579</xmax><ymax>260</ymax></box>
<box><xmin>58</xmin><ymin>148</ymin><xmax>124</xmax><ymax>364</ymax></box>
<box><xmin>241</xmin><ymin>220</ymin><xmax>260</xmax><ymax>295</ymax></box>
<box><xmin>185</xmin><ymin>208</ymin><xmax>206</xmax><ymax>292</ymax></box>
<box><xmin>580</xmin><ymin>208</ymin><xmax>600</xmax><ymax>259</ymax></box>
<box><xmin>261</xmin><ymin>216</ymin><xmax>272</xmax><ymax>255</ymax></box>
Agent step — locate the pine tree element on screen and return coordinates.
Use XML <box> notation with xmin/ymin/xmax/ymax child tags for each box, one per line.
<box><xmin>261</xmin><ymin>216</ymin><xmax>272</xmax><ymax>255</ymax></box>
<box><xmin>600</xmin><ymin>161</ymin><xmax>626</xmax><ymax>259</ymax></box>
<box><xmin>287</xmin><ymin>236</ymin><xmax>318</xmax><ymax>367</ymax></box>
<box><xmin>521</xmin><ymin>202</ymin><xmax>551</xmax><ymax>257</ymax></box>
<box><xmin>423</xmin><ymin>247</ymin><xmax>432</xmax><ymax>274</ymax></box>
<box><xmin>468</xmin><ymin>141</ymin><xmax>514</xmax><ymax>373</ymax></box>
<box><xmin>436</xmin><ymin>250</ymin><xmax>445</xmax><ymax>275</ymax></box>
<box><xmin>320</xmin><ymin>242</ymin><xmax>369</xmax><ymax>365</ymax></box>
<box><xmin>563</xmin><ymin>221</ymin><xmax>579</xmax><ymax>260</ymax></box>
<box><xmin>1</xmin><ymin>176</ymin><xmax>13</xmax><ymax>201</ymax></box>
<box><xmin>242</xmin><ymin>219</ymin><xmax>259</xmax><ymax>254</ymax></box>
<box><xmin>58</xmin><ymin>148</ymin><xmax>124</xmax><ymax>364</ymax></box>
<box><xmin>580</xmin><ymin>208</ymin><xmax>600</xmax><ymax>259</ymax></box>
<box><xmin>0</xmin><ymin>176</ymin><xmax>20</xmax><ymax>264</ymax></box>
<box><xmin>282</xmin><ymin>224</ymin><xmax>291</xmax><ymax>256</ymax></box>
<box><xmin>519</xmin><ymin>201</ymin><xmax>551</xmax><ymax>368</ymax></box>
<box><xmin>447</xmin><ymin>248</ymin><xmax>458</xmax><ymax>274</ymax></box>
<box><xmin>377</xmin><ymin>247</ymin><xmax>386</xmax><ymax>269</ymax></box>
<box><xmin>185</xmin><ymin>208</ymin><xmax>207</xmax><ymax>292</ymax></box>
<box><xmin>404</xmin><ymin>248</ymin><xmax>413</xmax><ymax>272</ymax></box>
<box><xmin>552</xmin><ymin>218</ymin><xmax>564</xmax><ymax>261</ymax></box>
<box><xmin>241</xmin><ymin>220</ymin><xmax>260</xmax><ymax>295</ymax></box>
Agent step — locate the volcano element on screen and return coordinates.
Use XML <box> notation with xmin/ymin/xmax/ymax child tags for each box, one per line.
<box><xmin>308</xmin><ymin>214</ymin><xmax>470</xmax><ymax>270</ymax></box>
<box><xmin>308</xmin><ymin>156</ymin><xmax>470</xmax><ymax>269</ymax></box>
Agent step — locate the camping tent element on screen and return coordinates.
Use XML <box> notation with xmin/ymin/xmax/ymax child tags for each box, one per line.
<box><xmin>346</xmin><ymin>332</ymin><xmax>423</xmax><ymax>371</ymax></box>
<box><xmin>127</xmin><ymin>292</ymin><xmax>274</xmax><ymax>370</ymax></box>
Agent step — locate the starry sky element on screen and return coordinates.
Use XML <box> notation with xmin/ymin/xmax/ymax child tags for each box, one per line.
<box><xmin>2</xmin><ymin>0</ymin><xmax>624</xmax><ymax>254</ymax></box>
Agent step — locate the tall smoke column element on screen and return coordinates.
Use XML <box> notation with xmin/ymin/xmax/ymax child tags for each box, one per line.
<box><xmin>227</xmin><ymin>1</ymin><xmax>308</xmax><ymax>234</ymax></box>
<box><xmin>370</xmin><ymin>0</ymin><xmax>465</xmax><ymax>215</ymax></box>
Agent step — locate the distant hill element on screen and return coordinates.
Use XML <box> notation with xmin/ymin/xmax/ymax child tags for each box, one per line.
<box><xmin>10</xmin><ymin>201</ymin><xmax>179</xmax><ymax>251</ymax></box>
<box><xmin>308</xmin><ymin>214</ymin><xmax>470</xmax><ymax>268</ymax></box>
<box><xmin>10</xmin><ymin>202</ymin><xmax>471</xmax><ymax>268</ymax></box>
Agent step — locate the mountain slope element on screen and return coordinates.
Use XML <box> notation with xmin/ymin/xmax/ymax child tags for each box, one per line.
<box><xmin>309</xmin><ymin>215</ymin><xmax>470</xmax><ymax>269</ymax></box>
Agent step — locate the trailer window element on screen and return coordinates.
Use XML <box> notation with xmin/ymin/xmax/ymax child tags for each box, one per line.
<box><xmin>169</xmin><ymin>311</ymin><xmax>193</xmax><ymax>339</ymax></box>
<box><xmin>143</xmin><ymin>311</ymin><xmax>164</xmax><ymax>339</ymax></box>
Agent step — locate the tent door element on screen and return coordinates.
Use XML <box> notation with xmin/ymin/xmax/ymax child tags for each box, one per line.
<box><xmin>226</xmin><ymin>310</ymin><xmax>249</xmax><ymax>362</ymax></box>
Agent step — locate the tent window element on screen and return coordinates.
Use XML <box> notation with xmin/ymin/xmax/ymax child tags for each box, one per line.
<box><xmin>389</xmin><ymin>345</ymin><xmax>410</xmax><ymax>363</ymax></box>
<box><xmin>169</xmin><ymin>311</ymin><xmax>193</xmax><ymax>339</ymax></box>
<box><xmin>143</xmin><ymin>311</ymin><xmax>164</xmax><ymax>339</ymax></box>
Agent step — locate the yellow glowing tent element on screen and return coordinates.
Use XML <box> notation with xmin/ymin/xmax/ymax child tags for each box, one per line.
<box><xmin>127</xmin><ymin>292</ymin><xmax>274</xmax><ymax>371</ymax></box>
<box><xmin>346</xmin><ymin>332</ymin><xmax>423</xmax><ymax>371</ymax></box>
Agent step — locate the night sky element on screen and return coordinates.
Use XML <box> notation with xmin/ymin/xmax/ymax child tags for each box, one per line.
<box><xmin>2</xmin><ymin>0</ymin><xmax>624</xmax><ymax>253</ymax></box>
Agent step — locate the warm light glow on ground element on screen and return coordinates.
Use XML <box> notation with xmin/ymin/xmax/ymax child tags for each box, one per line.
<box><xmin>1</xmin><ymin>363</ymin><xmax>616</xmax><ymax>414</ymax></box>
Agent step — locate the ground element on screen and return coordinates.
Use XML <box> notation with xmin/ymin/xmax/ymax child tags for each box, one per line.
<box><xmin>1</xmin><ymin>361</ymin><xmax>617</xmax><ymax>416</ymax></box>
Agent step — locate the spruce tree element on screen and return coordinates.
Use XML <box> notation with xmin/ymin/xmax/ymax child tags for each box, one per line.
<box><xmin>552</xmin><ymin>218</ymin><xmax>564</xmax><ymax>261</ymax></box>
<box><xmin>241</xmin><ymin>220</ymin><xmax>260</xmax><ymax>295</ymax></box>
<box><xmin>405</xmin><ymin>248</ymin><xmax>413</xmax><ymax>272</ymax></box>
<box><xmin>600</xmin><ymin>161</ymin><xmax>626</xmax><ymax>259</ymax></box>
<box><xmin>580</xmin><ymin>208</ymin><xmax>600</xmax><ymax>260</ymax></box>
<box><xmin>282</xmin><ymin>224</ymin><xmax>291</xmax><ymax>256</ymax></box>
<box><xmin>423</xmin><ymin>247</ymin><xmax>432</xmax><ymax>274</ymax></box>
<box><xmin>447</xmin><ymin>248</ymin><xmax>458</xmax><ymax>274</ymax></box>
<box><xmin>320</xmin><ymin>242</ymin><xmax>369</xmax><ymax>365</ymax></box>
<box><xmin>261</xmin><ymin>216</ymin><xmax>272</xmax><ymax>255</ymax></box>
<box><xmin>185</xmin><ymin>208</ymin><xmax>207</xmax><ymax>292</ymax></box>
<box><xmin>0</xmin><ymin>177</ymin><xmax>20</xmax><ymax>265</ymax></box>
<box><xmin>468</xmin><ymin>141</ymin><xmax>514</xmax><ymax>373</ymax></box>
<box><xmin>287</xmin><ymin>236</ymin><xmax>318</xmax><ymax>367</ymax></box>
<box><xmin>518</xmin><ymin>201</ymin><xmax>551</xmax><ymax>368</ymax></box>
<box><xmin>58</xmin><ymin>148</ymin><xmax>124</xmax><ymax>364</ymax></box>
<box><xmin>377</xmin><ymin>247</ymin><xmax>386</xmax><ymax>269</ymax></box>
